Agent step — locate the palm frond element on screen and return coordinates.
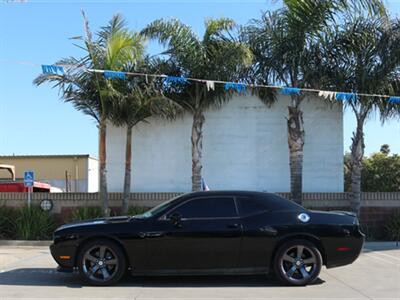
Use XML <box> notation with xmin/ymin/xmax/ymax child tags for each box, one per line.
<box><xmin>142</xmin><ymin>18</ymin><xmax>252</xmax><ymax>112</ymax></box>
<box><xmin>33</xmin><ymin>13</ymin><xmax>147</xmax><ymax>126</ymax></box>
<box><xmin>203</xmin><ymin>18</ymin><xmax>235</xmax><ymax>42</ymax></box>
<box><xmin>105</xmin><ymin>31</ymin><xmax>145</xmax><ymax>70</ymax></box>
<box><xmin>283</xmin><ymin>0</ymin><xmax>387</xmax><ymax>32</ymax></box>
<box><xmin>142</xmin><ymin>19</ymin><xmax>204</xmax><ymax>72</ymax></box>
<box><xmin>98</xmin><ymin>13</ymin><xmax>127</xmax><ymax>45</ymax></box>
<box><xmin>312</xmin><ymin>15</ymin><xmax>400</xmax><ymax>119</ymax></box>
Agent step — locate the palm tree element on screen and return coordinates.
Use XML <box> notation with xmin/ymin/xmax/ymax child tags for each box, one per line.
<box><xmin>142</xmin><ymin>18</ymin><xmax>253</xmax><ymax>191</ymax></box>
<box><xmin>313</xmin><ymin>16</ymin><xmax>400</xmax><ymax>215</ymax></box>
<box><xmin>34</xmin><ymin>13</ymin><xmax>139</xmax><ymax>216</ymax></box>
<box><xmin>107</xmin><ymin>61</ymin><xmax>182</xmax><ymax>213</ymax></box>
<box><xmin>243</xmin><ymin>0</ymin><xmax>386</xmax><ymax>204</ymax></box>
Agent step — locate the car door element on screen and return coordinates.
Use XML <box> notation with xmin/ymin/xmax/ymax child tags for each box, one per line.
<box><xmin>145</xmin><ymin>196</ymin><xmax>242</xmax><ymax>272</ymax></box>
<box><xmin>237</xmin><ymin>196</ymin><xmax>277</xmax><ymax>271</ymax></box>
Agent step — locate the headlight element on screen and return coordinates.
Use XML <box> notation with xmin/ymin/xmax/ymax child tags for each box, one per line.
<box><xmin>53</xmin><ymin>233</ymin><xmax>77</xmax><ymax>244</ymax></box>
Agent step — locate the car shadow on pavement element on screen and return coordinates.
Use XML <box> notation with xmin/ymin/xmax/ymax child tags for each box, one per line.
<box><xmin>0</xmin><ymin>268</ymin><xmax>325</xmax><ymax>288</ymax></box>
<box><xmin>0</xmin><ymin>268</ymin><xmax>83</xmax><ymax>288</ymax></box>
<box><xmin>120</xmin><ymin>275</ymin><xmax>325</xmax><ymax>288</ymax></box>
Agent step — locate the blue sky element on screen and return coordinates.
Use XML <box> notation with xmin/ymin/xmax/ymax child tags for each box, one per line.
<box><xmin>1</xmin><ymin>0</ymin><xmax>400</xmax><ymax>158</ymax></box>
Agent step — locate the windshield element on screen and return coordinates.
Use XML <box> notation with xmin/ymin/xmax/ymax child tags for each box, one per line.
<box><xmin>133</xmin><ymin>195</ymin><xmax>182</xmax><ymax>219</ymax></box>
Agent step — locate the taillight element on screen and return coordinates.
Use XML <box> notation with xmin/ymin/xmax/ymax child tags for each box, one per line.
<box><xmin>336</xmin><ymin>247</ymin><xmax>351</xmax><ymax>252</ymax></box>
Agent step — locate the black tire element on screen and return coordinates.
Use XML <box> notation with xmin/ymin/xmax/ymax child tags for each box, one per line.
<box><xmin>273</xmin><ymin>239</ymin><xmax>322</xmax><ymax>286</ymax></box>
<box><xmin>77</xmin><ymin>239</ymin><xmax>126</xmax><ymax>286</ymax></box>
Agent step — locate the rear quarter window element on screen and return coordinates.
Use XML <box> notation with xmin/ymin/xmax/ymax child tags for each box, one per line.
<box><xmin>237</xmin><ymin>197</ymin><xmax>269</xmax><ymax>216</ymax></box>
<box><xmin>238</xmin><ymin>193</ymin><xmax>303</xmax><ymax>216</ymax></box>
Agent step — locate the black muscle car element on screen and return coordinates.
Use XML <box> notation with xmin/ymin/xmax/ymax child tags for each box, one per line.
<box><xmin>50</xmin><ymin>191</ymin><xmax>364</xmax><ymax>286</ymax></box>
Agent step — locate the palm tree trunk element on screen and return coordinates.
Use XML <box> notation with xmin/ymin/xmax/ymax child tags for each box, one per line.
<box><xmin>122</xmin><ymin>126</ymin><xmax>132</xmax><ymax>214</ymax></box>
<box><xmin>287</xmin><ymin>96</ymin><xmax>305</xmax><ymax>205</ymax></box>
<box><xmin>99</xmin><ymin>120</ymin><xmax>109</xmax><ymax>217</ymax></box>
<box><xmin>350</xmin><ymin>117</ymin><xmax>365</xmax><ymax>216</ymax></box>
<box><xmin>191</xmin><ymin>109</ymin><xmax>205</xmax><ymax>191</ymax></box>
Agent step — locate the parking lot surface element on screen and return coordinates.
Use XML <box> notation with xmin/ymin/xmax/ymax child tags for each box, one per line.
<box><xmin>0</xmin><ymin>242</ymin><xmax>399</xmax><ymax>300</ymax></box>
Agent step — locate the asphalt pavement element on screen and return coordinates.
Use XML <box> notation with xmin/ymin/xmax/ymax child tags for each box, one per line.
<box><xmin>0</xmin><ymin>242</ymin><xmax>399</xmax><ymax>299</ymax></box>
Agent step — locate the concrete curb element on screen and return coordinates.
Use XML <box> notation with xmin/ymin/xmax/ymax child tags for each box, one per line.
<box><xmin>363</xmin><ymin>241</ymin><xmax>399</xmax><ymax>251</ymax></box>
<box><xmin>0</xmin><ymin>240</ymin><xmax>52</xmax><ymax>246</ymax></box>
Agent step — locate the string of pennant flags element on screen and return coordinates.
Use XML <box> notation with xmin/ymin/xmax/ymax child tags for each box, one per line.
<box><xmin>38</xmin><ymin>63</ymin><xmax>400</xmax><ymax>104</ymax></box>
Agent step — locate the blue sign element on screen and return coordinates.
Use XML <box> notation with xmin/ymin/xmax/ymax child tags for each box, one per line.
<box><xmin>24</xmin><ymin>171</ymin><xmax>34</xmax><ymax>187</ymax></box>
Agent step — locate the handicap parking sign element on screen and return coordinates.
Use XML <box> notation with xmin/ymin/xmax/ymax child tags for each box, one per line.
<box><xmin>24</xmin><ymin>171</ymin><xmax>34</xmax><ymax>187</ymax></box>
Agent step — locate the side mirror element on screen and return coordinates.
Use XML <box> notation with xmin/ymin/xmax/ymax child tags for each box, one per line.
<box><xmin>169</xmin><ymin>212</ymin><xmax>182</xmax><ymax>227</ymax></box>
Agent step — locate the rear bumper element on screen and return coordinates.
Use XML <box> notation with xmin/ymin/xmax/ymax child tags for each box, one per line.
<box><xmin>325</xmin><ymin>230</ymin><xmax>365</xmax><ymax>268</ymax></box>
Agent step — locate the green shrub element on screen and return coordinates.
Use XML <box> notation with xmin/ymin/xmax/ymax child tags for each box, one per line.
<box><xmin>0</xmin><ymin>206</ymin><xmax>17</xmax><ymax>239</ymax></box>
<box><xmin>14</xmin><ymin>205</ymin><xmax>56</xmax><ymax>240</ymax></box>
<box><xmin>386</xmin><ymin>211</ymin><xmax>400</xmax><ymax>241</ymax></box>
<box><xmin>68</xmin><ymin>206</ymin><xmax>103</xmax><ymax>222</ymax></box>
<box><xmin>127</xmin><ymin>206</ymin><xmax>149</xmax><ymax>216</ymax></box>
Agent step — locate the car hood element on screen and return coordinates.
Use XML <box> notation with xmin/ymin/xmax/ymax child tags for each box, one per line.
<box><xmin>56</xmin><ymin>215</ymin><xmax>132</xmax><ymax>231</ymax></box>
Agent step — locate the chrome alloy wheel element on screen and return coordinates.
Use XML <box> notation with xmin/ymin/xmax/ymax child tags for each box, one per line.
<box><xmin>279</xmin><ymin>245</ymin><xmax>318</xmax><ymax>284</ymax></box>
<box><xmin>82</xmin><ymin>245</ymin><xmax>119</xmax><ymax>283</ymax></box>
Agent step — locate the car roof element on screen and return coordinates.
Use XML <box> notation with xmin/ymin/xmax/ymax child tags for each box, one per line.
<box><xmin>182</xmin><ymin>190</ymin><xmax>276</xmax><ymax>198</ymax></box>
<box><xmin>178</xmin><ymin>190</ymin><xmax>304</xmax><ymax>211</ymax></box>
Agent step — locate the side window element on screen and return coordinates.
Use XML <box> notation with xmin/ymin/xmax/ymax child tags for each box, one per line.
<box><xmin>238</xmin><ymin>197</ymin><xmax>269</xmax><ymax>216</ymax></box>
<box><xmin>170</xmin><ymin>197</ymin><xmax>237</xmax><ymax>219</ymax></box>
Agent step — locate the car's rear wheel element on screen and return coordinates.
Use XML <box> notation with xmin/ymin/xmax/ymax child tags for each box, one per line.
<box><xmin>77</xmin><ymin>239</ymin><xmax>126</xmax><ymax>286</ymax></box>
<box><xmin>274</xmin><ymin>239</ymin><xmax>322</xmax><ymax>286</ymax></box>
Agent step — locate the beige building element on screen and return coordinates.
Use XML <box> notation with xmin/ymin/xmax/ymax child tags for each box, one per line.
<box><xmin>0</xmin><ymin>155</ymin><xmax>99</xmax><ymax>192</ymax></box>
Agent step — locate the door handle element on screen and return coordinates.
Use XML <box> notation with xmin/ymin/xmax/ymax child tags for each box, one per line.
<box><xmin>227</xmin><ymin>223</ymin><xmax>240</xmax><ymax>229</ymax></box>
<box><xmin>259</xmin><ymin>226</ymin><xmax>277</xmax><ymax>236</ymax></box>
<box><xmin>139</xmin><ymin>231</ymin><xmax>164</xmax><ymax>238</ymax></box>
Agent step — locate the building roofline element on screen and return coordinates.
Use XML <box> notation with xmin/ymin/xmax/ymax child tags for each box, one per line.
<box><xmin>0</xmin><ymin>154</ymin><xmax>98</xmax><ymax>160</ymax></box>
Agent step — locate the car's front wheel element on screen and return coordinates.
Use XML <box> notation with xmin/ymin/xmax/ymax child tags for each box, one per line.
<box><xmin>77</xmin><ymin>239</ymin><xmax>126</xmax><ymax>286</ymax></box>
<box><xmin>274</xmin><ymin>239</ymin><xmax>322</xmax><ymax>286</ymax></box>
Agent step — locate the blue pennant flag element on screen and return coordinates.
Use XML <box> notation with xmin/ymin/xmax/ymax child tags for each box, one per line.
<box><xmin>201</xmin><ymin>177</ymin><xmax>210</xmax><ymax>191</ymax></box>
<box><xmin>103</xmin><ymin>71</ymin><xmax>126</xmax><ymax>80</ymax></box>
<box><xmin>224</xmin><ymin>82</ymin><xmax>247</xmax><ymax>94</ymax></box>
<box><xmin>280</xmin><ymin>87</ymin><xmax>301</xmax><ymax>95</ymax></box>
<box><xmin>164</xmin><ymin>76</ymin><xmax>188</xmax><ymax>84</ymax></box>
<box><xmin>41</xmin><ymin>65</ymin><xmax>64</xmax><ymax>75</ymax></box>
<box><xmin>336</xmin><ymin>92</ymin><xmax>356</xmax><ymax>102</ymax></box>
<box><xmin>388</xmin><ymin>96</ymin><xmax>400</xmax><ymax>104</ymax></box>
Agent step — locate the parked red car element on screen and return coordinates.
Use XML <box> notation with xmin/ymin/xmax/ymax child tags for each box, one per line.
<box><xmin>0</xmin><ymin>181</ymin><xmax>51</xmax><ymax>192</ymax></box>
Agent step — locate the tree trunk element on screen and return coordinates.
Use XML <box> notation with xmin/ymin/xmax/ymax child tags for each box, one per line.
<box><xmin>350</xmin><ymin>117</ymin><xmax>365</xmax><ymax>216</ymax></box>
<box><xmin>191</xmin><ymin>110</ymin><xmax>205</xmax><ymax>191</ymax></box>
<box><xmin>99</xmin><ymin>120</ymin><xmax>109</xmax><ymax>217</ymax></box>
<box><xmin>122</xmin><ymin>126</ymin><xmax>132</xmax><ymax>214</ymax></box>
<box><xmin>287</xmin><ymin>95</ymin><xmax>305</xmax><ymax>205</ymax></box>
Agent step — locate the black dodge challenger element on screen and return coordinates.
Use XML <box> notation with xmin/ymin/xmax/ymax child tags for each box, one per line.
<box><xmin>50</xmin><ymin>191</ymin><xmax>364</xmax><ymax>286</ymax></box>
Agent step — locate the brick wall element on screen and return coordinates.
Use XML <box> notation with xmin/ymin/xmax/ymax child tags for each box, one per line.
<box><xmin>0</xmin><ymin>192</ymin><xmax>399</xmax><ymax>238</ymax></box>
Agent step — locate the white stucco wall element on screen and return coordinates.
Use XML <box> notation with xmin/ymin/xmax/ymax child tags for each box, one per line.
<box><xmin>106</xmin><ymin>94</ymin><xmax>343</xmax><ymax>193</ymax></box>
<box><xmin>87</xmin><ymin>157</ymin><xmax>99</xmax><ymax>192</ymax></box>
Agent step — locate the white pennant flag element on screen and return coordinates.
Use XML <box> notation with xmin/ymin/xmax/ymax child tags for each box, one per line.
<box><xmin>206</xmin><ymin>80</ymin><xmax>215</xmax><ymax>91</ymax></box>
<box><xmin>318</xmin><ymin>91</ymin><xmax>336</xmax><ymax>101</ymax></box>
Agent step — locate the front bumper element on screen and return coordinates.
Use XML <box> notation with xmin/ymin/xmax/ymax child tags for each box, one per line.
<box><xmin>50</xmin><ymin>242</ymin><xmax>77</xmax><ymax>270</ymax></box>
